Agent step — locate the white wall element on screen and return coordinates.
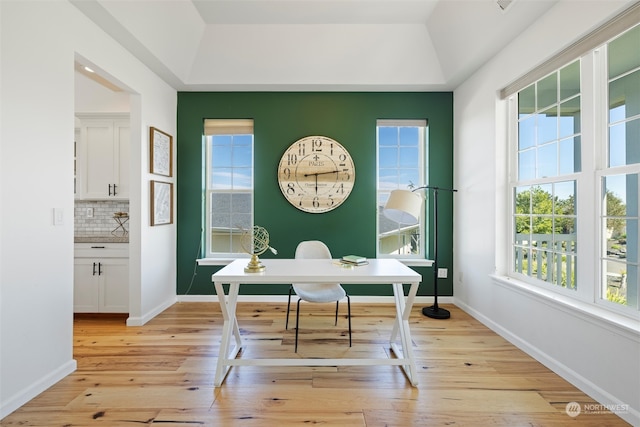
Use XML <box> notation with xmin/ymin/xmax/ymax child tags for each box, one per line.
<box><xmin>75</xmin><ymin>71</ymin><xmax>130</xmax><ymax>113</ymax></box>
<box><xmin>453</xmin><ymin>1</ymin><xmax>639</xmax><ymax>425</ymax></box>
<box><xmin>0</xmin><ymin>0</ymin><xmax>176</xmax><ymax>418</ymax></box>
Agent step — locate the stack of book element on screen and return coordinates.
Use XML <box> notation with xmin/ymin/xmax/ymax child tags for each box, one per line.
<box><xmin>341</xmin><ymin>255</ymin><xmax>368</xmax><ymax>266</ymax></box>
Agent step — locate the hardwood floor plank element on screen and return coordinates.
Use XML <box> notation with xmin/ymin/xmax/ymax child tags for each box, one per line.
<box><xmin>156</xmin><ymin>408</ymin><xmax>367</xmax><ymax>426</ymax></box>
<box><xmin>64</xmin><ymin>384</ymin><xmax>216</xmax><ymax>409</ymax></box>
<box><xmin>0</xmin><ymin>302</ymin><xmax>630</xmax><ymax>426</ymax></box>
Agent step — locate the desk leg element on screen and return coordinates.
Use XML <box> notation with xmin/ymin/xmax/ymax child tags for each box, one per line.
<box><xmin>214</xmin><ymin>282</ymin><xmax>242</xmax><ymax>387</ymax></box>
<box><xmin>390</xmin><ymin>282</ymin><xmax>419</xmax><ymax>386</ymax></box>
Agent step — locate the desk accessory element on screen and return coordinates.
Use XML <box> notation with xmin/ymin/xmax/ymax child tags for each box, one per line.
<box><xmin>240</xmin><ymin>225</ymin><xmax>277</xmax><ymax>273</ymax></box>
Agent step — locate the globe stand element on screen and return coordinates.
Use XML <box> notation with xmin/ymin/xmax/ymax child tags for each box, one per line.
<box><xmin>240</xmin><ymin>225</ymin><xmax>276</xmax><ymax>274</ymax></box>
<box><xmin>244</xmin><ymin>254</ymin><xmax>266</xmax><ymax>273</ymax></box>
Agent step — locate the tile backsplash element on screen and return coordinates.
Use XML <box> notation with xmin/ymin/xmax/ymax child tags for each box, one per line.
<box><xmin>75</xmin><ymin>200</ymin><xmax>129</xmax><ymax>236</ymax></box>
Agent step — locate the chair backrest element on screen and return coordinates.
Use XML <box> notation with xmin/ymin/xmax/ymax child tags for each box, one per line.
<box><xmin>295</xmin><ymin>240</ymin><xmax>332</xmax><ymax>260</ymax></box>
<box><xmin>293</xmin><ymin>241</ymin><xmax>343</xmax><ymax>300</ymax></box>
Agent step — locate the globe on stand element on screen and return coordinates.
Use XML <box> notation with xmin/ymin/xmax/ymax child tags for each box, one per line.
<box><xmin>240</xmin><ymin>225</ymin><xmax>277</xmax><ymax>273</ymax></box>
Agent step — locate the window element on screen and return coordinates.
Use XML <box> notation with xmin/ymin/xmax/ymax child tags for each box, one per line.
<box><xmin>513</xmin><ymin>61</ymin><xmax>580</xmax><ymax>290</ymax></box>
<box><xmin>508</xmin><ymin>23</ymin><xmax>640</xmax><ymax>315</ymax></box>
<box><xmin>600</xmin><ymin>24</ymin><xmax>640</xmax><ymax>310</ymax></box>
<box><xmin>377</xmin><ymin>119</ymin><xmax>428</xmax><ymax>258</ymax></box>
<box><xmin>204</xmin><ymin>119</ymin><xmax>254</xmax><ymax>258</ymax></box>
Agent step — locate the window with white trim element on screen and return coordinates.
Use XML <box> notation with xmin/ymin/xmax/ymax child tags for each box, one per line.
<box><xmin>508</xmin><ymin>22</ymin><xmax>639</xmax><ymax>315</ymax></box>
<box><xmin>204</xmin><ymin>119</ymin><xmax>254</xmax><ymax>258</ymax></box>
<box><xmin>376</xmin><ymin>119</ymin><xmax>428</xmax><ymax>258</ymax></box>
<box><xmin>599</xmin><ymin>24</ymin><xmax>640</xmax><ymax>311</ymax></box>
<box><xmin>513</xmin><ymin>60</ymin><xmax>580</xmax><ymax>290</ymax></box>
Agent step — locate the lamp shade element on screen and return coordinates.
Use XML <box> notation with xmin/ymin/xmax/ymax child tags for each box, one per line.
<box><xmin>383</xmin><ymin>189</ymin><xmax>423</xmax><ymax>225</ymax></box>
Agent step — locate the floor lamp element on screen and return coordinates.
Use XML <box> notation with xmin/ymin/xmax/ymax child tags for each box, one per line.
<box><xmin>383</xmin><ymin>185</ymin><xmax>457</xmax><ymax>319</ymax></box>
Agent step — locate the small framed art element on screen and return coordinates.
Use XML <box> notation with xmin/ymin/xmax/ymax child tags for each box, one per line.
<box><xmin>151</xmin><ymin>180</ymin><xmax>173</xmax><ymax>226</ymax></box>
<box><xmin>150</xmin><ymin>127</ymin><xmax>172</xmax><ymax>177</ymax></box>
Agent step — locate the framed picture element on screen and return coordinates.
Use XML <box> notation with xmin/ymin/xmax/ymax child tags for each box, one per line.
<box><xmin>150</xmin><ymin>127</ymin><xmax>172</xmax><ymax>177</ymax></box>
<box><xmin>151</xmin><ymin>180</ymin><xmax>173</xmax><ymax>226</ymax></box>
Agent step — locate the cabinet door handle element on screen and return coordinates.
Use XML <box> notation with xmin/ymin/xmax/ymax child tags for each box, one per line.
<box><xmin>92</xmin><ymin>262</ymin><xmax>97</xmax><ymax>276</ymax></box>
<box><xmin>98</xmin><ymin>262</ymin><xmax>103</xmax><ymax>276</ymax></box>
<box><xmin>91</xmin><ymin>246</ymin><xmax>105</xmax><ymax>249</ymax></box>
<box><xmin>108</xmin><ymin>184</ymin><xmax>112</xmax><ymax>196</ymax></box>
<box><xmin>113</xmin><ymin>183</ymin><xmax>117</xmax><ymax>196</ymax></box>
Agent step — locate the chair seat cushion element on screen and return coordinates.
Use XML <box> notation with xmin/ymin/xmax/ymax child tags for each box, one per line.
<box><xmin>293</xmin><ymin>283</ymin><xmax>346</xmax><ymax>303</ymax></box>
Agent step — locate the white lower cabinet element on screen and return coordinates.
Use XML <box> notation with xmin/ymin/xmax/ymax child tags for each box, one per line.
<box><xmin>74</xmin><ymin>244</ymin><xmax>129</xmax><ymax>313</ymax></box>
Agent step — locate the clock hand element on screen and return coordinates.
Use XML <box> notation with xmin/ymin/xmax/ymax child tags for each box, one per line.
<box><xmin>315</xmin><ymin>170</ymin><xmax>340</xmax><ymax>176</ymax></box>
<box><xmin>304</xmin><ymin>169</ymin><xmax>344</xmax><ymax>177</ymax></box>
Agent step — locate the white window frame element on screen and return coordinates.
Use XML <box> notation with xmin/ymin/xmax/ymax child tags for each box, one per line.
<box><xmin>509</xmin><ymin>59</ymin><xmax>582</xmax><ymax>299</ymax></box>
<box><xmin>506</xmin><ymin>24</ymin><xmax>640</xmax><ymax>317</ymax></box>
<box><xmin>203</xmin><ymin>119</ymin><xmax>254</xmax><ymax>260</ymax></box>
<box><xmin>595</xmin><ymin>26</ymin><xmax>640</xmax><ymax>316</ymax></box>
<box><xmin>376</xmin><ymin>119</ymin><xmax>428</xmax><ymax>260</ymax></box>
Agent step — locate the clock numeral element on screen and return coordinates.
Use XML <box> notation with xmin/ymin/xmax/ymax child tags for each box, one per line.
<box><xmin>283</xmin><ymin>167</ymin><xmax>291</xmax><ymax>179</ymax></box>
<box><xmin>287</xmin><ymin>153</ymin><xmax>298</xmax><ymax>165</ymax></box>
<box><xmin>286</xmin><ymin>183</ymin><xmax>296</xmax><ymax>195</ymax></box>
<box><xmin>297</xmin><ymin>143</ymin><xmax>306</xmax><ymax>156</ymax></box>
<box><xmin>312</xmin><ymin>197</ymin><xmax>320</xmax><ymax>208</ymax></box>
<box><xmin>328</xmin><ymin>196</ymin><xmax>335</xmax><ymax>206</ymax></box>
<box><xmin>312</xmin><ymin>138</ymin><xmax>323</xmax><ymax>152</ymax></box>
<box><xmin>337</xmin><ymin>183</ymin><xmax>345</xmax><ymax>194</ymax></box>
<box><xmin>338</xmin><ymin>153</ymin><xmax>347</xmax><ymax>162</ymax></box>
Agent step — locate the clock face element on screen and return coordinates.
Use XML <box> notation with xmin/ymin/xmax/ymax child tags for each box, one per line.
<box><xmin>278</xmin><ymin>136</ymin><xmax>355</xmax><ymax>213</ymax></box>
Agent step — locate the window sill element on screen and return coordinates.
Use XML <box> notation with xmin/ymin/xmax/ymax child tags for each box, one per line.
<box><xmin>197</xmin><ymin>258</ymin><xmax>435</xmax><ymax>267</ymax></box>
<box><xmin>197</xmin><ymin>257</ymin><xmax>247</xmax><ymax>266</ymax></box>
<box><xmin>491</xmin><ymin>274</ymin><xmax>640</xmax><ymax>340</ymax></box>
<box><xmin>396</xmin><ymin>259</ymin><xmax>434</xmax><ymax>267</ymax></box>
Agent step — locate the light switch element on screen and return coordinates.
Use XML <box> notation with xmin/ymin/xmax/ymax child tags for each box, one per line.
<box><xmin>53</xmin><ymin>208</ymin><xmax>64</xmax><ymax>226</ymax></box>
<box><xmin>86</xmin><ymin>207</ymin><xmax>94</xmax><ymax>218</ymax></box>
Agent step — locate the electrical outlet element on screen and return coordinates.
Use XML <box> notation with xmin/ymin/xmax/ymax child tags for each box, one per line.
<box><xmin>86</xmin><ymin>207</ymin><xmax>94</xmax><ymax>218</ymax></box>
<box><xmin>53</xmin><ymin>208</ymin><xmax>64</xmax><ymax>226</ymax></box>
<box><xmin>437</xmin><ymin>268</ymin><xmax>448</xmax><ymax>278</ymax></box>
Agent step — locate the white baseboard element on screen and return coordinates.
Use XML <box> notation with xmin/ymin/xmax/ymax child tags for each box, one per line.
<box><xmin>0</xmin><ymin>359</ymin><xmax>77</xmax><ymax>419</ymax></box>
<box><xmin>454</xmin><ymin>298</ymin><xmax>639</xmax><ymax>427</ymax></box>
<box><xmin>127</xmin><ymin>296</ymin><xmax>177</xmax><ymax>326</ymax></box>
<box><xmin>177</xmin><ymin>294</ymin><xmax>455</xmax><ymax>304</ymax></box>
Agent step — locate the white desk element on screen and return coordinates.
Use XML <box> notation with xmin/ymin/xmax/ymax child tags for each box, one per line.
<box><xmin>212</xmin><ymin>258</ymin><xmax>422</xmax><ymax>387</ymax></box>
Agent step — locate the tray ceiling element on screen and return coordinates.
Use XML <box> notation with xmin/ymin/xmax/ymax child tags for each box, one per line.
<box><xmin>71</xmin><ymin>0</ymin><xmax>559</xmax><ymax>91</ymax></box>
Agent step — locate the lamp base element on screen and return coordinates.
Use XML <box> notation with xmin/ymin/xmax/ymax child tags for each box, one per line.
<box><xmin>422</xmin><ymin>305</ymin><xmax>450</xmax><ymax>319</ymax></box>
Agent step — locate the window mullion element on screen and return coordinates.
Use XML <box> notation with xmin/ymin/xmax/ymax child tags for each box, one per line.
<box><xmin>576</xmin><ymin>50</ymin><xmax>599</xmax><ymax>303</ymax></box>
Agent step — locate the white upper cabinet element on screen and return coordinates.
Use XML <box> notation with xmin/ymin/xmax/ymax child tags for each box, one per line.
<box><xmin>76</xmin><ymin>113</ymin><xmax>130</xmax><ymax>200</ymax></box>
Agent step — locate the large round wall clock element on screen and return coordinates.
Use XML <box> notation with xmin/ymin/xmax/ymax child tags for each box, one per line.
<box><xmin>278</xmin><ymin>135</ymin><xmax>355</xmax><ymax>213</ymax></box>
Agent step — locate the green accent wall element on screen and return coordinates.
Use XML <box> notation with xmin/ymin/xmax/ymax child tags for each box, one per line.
<box><xmin>177</xmin><ymin>92</ymin><xmax>454</xmax><ymax>297</ymax></box>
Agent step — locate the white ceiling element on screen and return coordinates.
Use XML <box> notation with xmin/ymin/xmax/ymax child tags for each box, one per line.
<box><xmin>71</xmin><ymin>0</ymin><xmax>559</xmax><ymax>92</ymax></box>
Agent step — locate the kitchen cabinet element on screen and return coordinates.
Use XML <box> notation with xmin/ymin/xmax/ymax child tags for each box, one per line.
<box><xmin>76</xmin><ymin>114</ymin><xmax>130</xmax><ymax>200</ymax></box>
<box><xmin>74</xmin><ymin>243</ymin><xmax>129</xmax><ymax>313</ymax></box>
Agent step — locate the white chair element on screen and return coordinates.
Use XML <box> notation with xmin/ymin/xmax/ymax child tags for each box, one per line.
<box><xmin>286</xmin><ymin>240</ymin><xmax>352</xmax><ymax>352</ymax></box>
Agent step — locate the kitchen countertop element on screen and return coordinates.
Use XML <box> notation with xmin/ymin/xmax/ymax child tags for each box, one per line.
<box><xmin>75</xmin><ymin>235</ymin><xmax>129</xmax><ymax>243</ymax></box>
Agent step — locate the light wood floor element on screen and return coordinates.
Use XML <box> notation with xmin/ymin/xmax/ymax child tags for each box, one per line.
<box><xmin>2</xmin><ymin>302</ymin><xmax>629</xmax><ymax>426</ymax></box>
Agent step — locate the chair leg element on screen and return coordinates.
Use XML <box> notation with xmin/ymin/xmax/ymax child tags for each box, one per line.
<box><xmin>286</xmin><ymin>286</ymin><xmax>293</xmax><ymax>330</ymax></box>
<box><xmin>295</xmin><ymin>298</ymin><xmax>301</xmax><ymax>353</ymax></box>
<box><xmin>347</xmin><ymin>295</ymin><xmax>352</xmax><ymax>347</ymax></box>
